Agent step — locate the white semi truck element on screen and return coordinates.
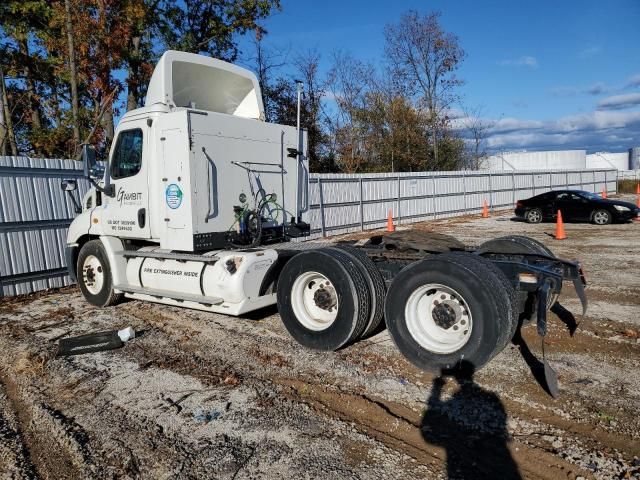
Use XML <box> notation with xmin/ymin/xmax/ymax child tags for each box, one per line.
<box><xmin>62</xmin><ymin>51</ymin><xmax>586</xmax><ymax>379</ymax></box>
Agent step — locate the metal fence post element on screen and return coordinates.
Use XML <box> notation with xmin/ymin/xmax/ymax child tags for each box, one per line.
<box><xmin>318</xmin><ymin>178</ymin><xmax>326</xmax><ymax>237</ymax></box>
<box><xmin>565</xmin><ymin>171</ymin><xmax>569</xmax><ymax>189</ymax></box>
<box><xmin>462</xmin><ymin>170</ymin><xmax>467</xmax><ymax>213</ymax></box>
<box><xmin>359</xmin><ymin>177</ymin><xmax>364</xmax><ymax>231</ymax></box>
<box><xmin>580</xmin><ymin>171</ymin><xmax>584</xmax><ymax>190</ymax></box>
<box><xmin>431</xmin><ymin>174</ymin><xmax>437</xmax><ymax>219</ymax></box>
<box><xmin>531</xmin><ymin>172</ymin><xmax>535</xmax><ymax>196</ymax></box>
<box><xmin>511</xmin><ymin>171</ymin><xmax>516</xmax><ymax>206</ymax></box>
<box><xmin>488</xmin><ymin>172</ymin><xmax>493</xmax><ymax>211</ymax></box>
<box><xmin>397</xmin><ymin>175</ymin><xmax>401</xmax><ymax>225</ymax></box>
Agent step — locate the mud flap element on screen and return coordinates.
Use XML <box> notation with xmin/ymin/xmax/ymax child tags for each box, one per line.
<box><xmin>537</xmin><ymin>279</ymin><xmax>559</xmax><ymax>398</ymax></box>
<box><xmin>573</xmin><ymin>275</ymin><xmax>588</xmax><ymax>328</ymax></box>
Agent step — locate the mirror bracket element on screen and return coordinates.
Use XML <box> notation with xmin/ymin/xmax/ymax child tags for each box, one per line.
<box><xmin>81</xmin><ymin>143</ymin><xmax>115</xmax><ymax>197</ymax></box>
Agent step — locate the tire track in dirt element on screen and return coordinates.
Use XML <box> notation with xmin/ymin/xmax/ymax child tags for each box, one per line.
<box><xmin>119</xmin><ymin>302</ymin><xmax>601</xmax><ymax>480</ymax></box>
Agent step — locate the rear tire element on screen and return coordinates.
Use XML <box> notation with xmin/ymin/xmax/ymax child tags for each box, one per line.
<box><xmin>477</xmin><ymin>234</ymin><xmax>554</xmax><ymax>257</ymax></box>
<box><xmin>331</xmin><ymin>245</ymin><xmax>386</xmax><ymax>338</ymax></box>
<box><xmin>384</xmin><ymin>252</ymin><xmax>515</xmax><ymax>372</ymax></box>
<box><xmin>525</xmin><ymin>208</ymin><xmax>543</xmax><ymax>223</ymax></box>
<box><xmin>592</xmin><ymin>209</ymin><xmax>611</xmax><ymax>225</ymax></box>
<box><xmin>77</xmin><ymin>240</ymin><xmax>123</xmax><ymax>307</ymax></box>
<box><xmin>477</xmin><ymin>235</ymin><xmax>557</xmax><ymax>329</ymax></box>
<box><xmin>277</xmin><ymin>248</ymin><xmax>370</xmax><ymax>350</ymax></box>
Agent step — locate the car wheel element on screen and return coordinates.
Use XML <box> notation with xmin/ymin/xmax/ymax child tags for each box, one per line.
<box><xmin>592</xmin><ymin>209</ymin><xmax>611</xmax><ymax>225</ymax></box>
<box><xmin>525</xmin><ymin>208</ymin><xmax>543</xmax><ymax>223</ymax></box>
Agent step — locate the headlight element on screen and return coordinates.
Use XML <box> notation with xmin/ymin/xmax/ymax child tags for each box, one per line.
<box><xmin>613</xmin><ymin>205</ymin><xmax>630</xmax><ymax>212</ymax></box>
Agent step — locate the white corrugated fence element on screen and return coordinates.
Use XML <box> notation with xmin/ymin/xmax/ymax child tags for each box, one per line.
<box><xmin>0</xmin><ymin>156</ymin><xmax>618</xmax><ymax>296</ymax></box>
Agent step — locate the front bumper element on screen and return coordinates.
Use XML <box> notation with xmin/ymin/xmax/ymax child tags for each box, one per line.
<box><xmin>614</xmin><ymin>209</ymin><xmax>640</xmax><ymax>222</ymax></box>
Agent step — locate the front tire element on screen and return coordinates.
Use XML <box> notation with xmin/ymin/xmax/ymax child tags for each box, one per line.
<box><xmin>384</xmin><ymin>252</ymin><xmax>515</xmax><ymax>372</ymax></box>
<box><xmin>592</xmin><ymin>209</ymin><xmax>611</xmax><ymax>225</ymax></box>
<box><xmin>77</xmin><ymin>240</ymin><xmax>122</xmax><ymax>307</ymax></box>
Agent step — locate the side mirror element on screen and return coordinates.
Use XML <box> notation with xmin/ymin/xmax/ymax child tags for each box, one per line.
<box><xmin>81</xmin><ymin>144</ymin><xmax>98</xmax><ymax>178</ymax></box>
<box><xmin>80</xmin><ymin>144</ymin><xmax>114</xmax><ymax>197</ymax></box>
<box><xmin>60</xmin><ymin>179</ymin><xmax>81</xmax><ymax>214</ymax></box>
<box><xmin>61</xmin><ymin>179</ymin><xmax>77</xmax><ymax>192</ymax></box>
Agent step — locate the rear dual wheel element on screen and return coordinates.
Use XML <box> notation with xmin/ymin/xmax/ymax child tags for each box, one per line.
<box><xmin>277</xmin><ymin>248</ymin><xmax>375</xmax><ymax>350</ymax></box>
<box><xmin>384</xmin><ymin>252</ymin><xmax>517</xmax><ymax>372</ymax></box>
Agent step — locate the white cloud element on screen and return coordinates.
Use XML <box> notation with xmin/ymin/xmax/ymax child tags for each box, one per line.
<box><xmin>597</xmin><ymin>93</ymin><xmax>640</xmax><ymax>110</ymax></box>
<box><xmin>498</xmin><ymin>56</ymin><xmax>538</xmax><ymax>68</ymax></box>
<box><xmin>579</xmin><ymin>45</ymin><xmax>602</xmax><ymax>58</ymax></box>
<box><xmin>625</xmin><ymin>74</ymin><xmax>640</xmax><ymax>89</ymax></box>
<box><xmin>480</xmin><ymin>110</ymin><xmax>640</xmax><ymax>152</ymax></box>
<box><xmin>584</xmin><ymin>82</ymin><xmax>608</xmax><ymax>95</ymax></box>
<box><xmin>550</xmin><ymin>82</ymin><xmax>609</xmax><ymax>97</ymax></box>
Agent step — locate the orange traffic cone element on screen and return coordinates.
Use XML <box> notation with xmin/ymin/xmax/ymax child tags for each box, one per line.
<box><xmin>481</xmin><ymin>200</ymin><xmax>489</xmax><ymax>218</ymax></box>
<box><xmin>636</xmin><ymin>183</ymin><xmax>640</xmax><ymax>195</ymax></box>
<box><xmin>386</xmin><ymin>209</ymin><xmax>395</xmax><ymax>232</ymax></box>
<box><xmin>601</xmin><ymin>188</ymin><xmax>607</xmax><ymax>199</ymax></box>
<box><xmin>555</xmin><ymin>210</ymin><xmax>567</xmax><ymax>240</ymax></box>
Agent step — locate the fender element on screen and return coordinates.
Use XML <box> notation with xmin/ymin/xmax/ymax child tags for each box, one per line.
<box><xmin>99</xmin><ymin>236</ymin><xmax>128</xmax><ymax>287</ymax></box>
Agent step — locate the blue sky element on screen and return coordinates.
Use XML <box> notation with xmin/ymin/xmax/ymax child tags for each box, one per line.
<box><xmin>237</xmin><ymin>0</ymin><xmax>640</xmax><ymax>153</ymax></box>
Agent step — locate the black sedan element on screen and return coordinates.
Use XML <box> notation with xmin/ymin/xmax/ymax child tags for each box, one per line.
<box><xmin>515</xmin><ymin>190</ymin><xmax>640</xmax><ymax>225</ymax></box>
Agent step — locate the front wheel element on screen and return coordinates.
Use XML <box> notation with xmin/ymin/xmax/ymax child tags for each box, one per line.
<box><xmin>77</xmin><ymin>240</ymin><xmax>122</xmax><ymax>307</ymax></box>
<box><xmin>384</xmin><ymin>252</ymin><xmax>516</xmax><ymax>372</ymax></box>
<box><xmin>592</xmin><ymin>209</ymin><xmax>611</xmax><ymax>225</ymax></box>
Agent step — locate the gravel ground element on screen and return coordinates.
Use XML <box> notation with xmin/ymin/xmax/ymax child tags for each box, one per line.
<box><xmin>1</xmin><ymin>195</ymin><xmax>639</xmax><ymax>480</ymax></box>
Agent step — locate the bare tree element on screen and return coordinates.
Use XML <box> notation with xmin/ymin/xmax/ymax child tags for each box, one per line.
<box><xmin>461</xmin><ymin>104</ymin><xmax>495</xmax><ymax>169</ymax></box>
<box><xmin>245</xmin><ymin>32</ymin><xmax>288</xmax><ymax>122</ymax></box>
<box><xmin>326</xmin><ymin>51</ymin><xmax>373</xmax><ymax>172</ymax></box>
<box><xmin>384</xmin><ymin>11</ymin><xmax>465</xmax><ymax>168</ymax></box>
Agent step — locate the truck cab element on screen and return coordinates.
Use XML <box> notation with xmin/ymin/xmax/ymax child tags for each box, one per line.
<box><xmin>70</xmin><ymin>51</ymin><xmax>309</xmax><ymax>254</ymax></box>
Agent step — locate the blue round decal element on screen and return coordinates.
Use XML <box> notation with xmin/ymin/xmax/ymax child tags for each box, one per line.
<box><xmin>166</xmin><ymin>183</ymin><xmax>183</xmax><ymax>209</ymax></box>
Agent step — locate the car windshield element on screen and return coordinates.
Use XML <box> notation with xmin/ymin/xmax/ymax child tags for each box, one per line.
<box><xmin>577</xmin><ymin>191</ymin><xmax>600</xmax><ymax>200</ymax></box>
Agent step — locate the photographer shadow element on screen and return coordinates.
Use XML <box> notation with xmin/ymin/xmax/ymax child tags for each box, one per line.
<box><xmin>420</xmin><ymin>361</ymin><xmax>522</xmax><ymax>480</ymax></box>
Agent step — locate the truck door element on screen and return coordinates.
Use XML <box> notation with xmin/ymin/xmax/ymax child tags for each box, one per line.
<box><xmin>101</xmin><ymin>123</ymin><xmax>151</xmax><ymax>238</ymax></box>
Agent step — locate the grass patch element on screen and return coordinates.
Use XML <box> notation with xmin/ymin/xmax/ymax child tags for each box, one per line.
<box><xmin>618</xmin><ymin>179</ymin><xmax>639</xmax><ymax>194</ymax></box>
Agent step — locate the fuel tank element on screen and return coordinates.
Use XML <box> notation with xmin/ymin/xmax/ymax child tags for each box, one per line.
<box><xmin>124</xmin><ymin>248</ymin><xmax>278</xmax><ymax>303</ymax></box>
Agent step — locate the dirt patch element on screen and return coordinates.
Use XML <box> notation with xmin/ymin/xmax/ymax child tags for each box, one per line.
<box><xmin>1</xmin><ymin>211</ymin><xmax>639</xmax><ymax>479</ymax></box>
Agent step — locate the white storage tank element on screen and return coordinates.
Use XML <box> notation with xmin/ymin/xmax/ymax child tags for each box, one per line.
<box><xmin>586</xmin><ymin>152</ymin><xmax>630</xmax><ymax>170</ymax></box>
<box><xmin>484</xmin><ymin>150</ymin><xmax>586</xmax><ymax>170</ymax></box>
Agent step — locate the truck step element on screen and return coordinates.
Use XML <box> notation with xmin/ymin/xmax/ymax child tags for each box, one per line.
<box><xmin>114</xmin><ymin>285</ymin><xmax>224</xmax><ymax>306</ymax></box>
<box><xmin>120</xmin><ymin>250</ymin><xmax>219</xmax><ymax>263</ymax></box>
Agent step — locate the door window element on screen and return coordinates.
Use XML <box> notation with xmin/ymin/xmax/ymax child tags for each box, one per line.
<box><xmin>111</xmin><ymin>129</ymin><xmax>143</xmax><ymax>179</ymax></box>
